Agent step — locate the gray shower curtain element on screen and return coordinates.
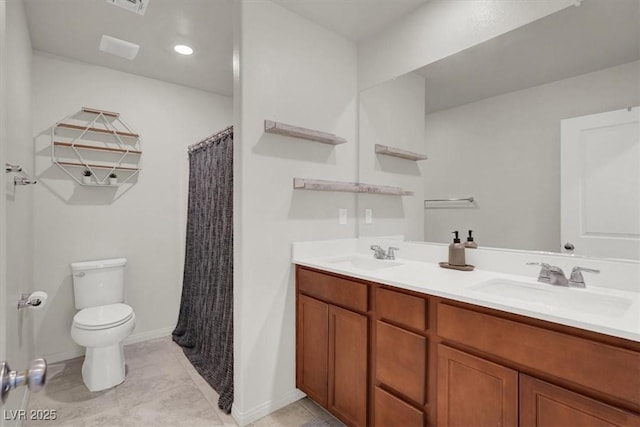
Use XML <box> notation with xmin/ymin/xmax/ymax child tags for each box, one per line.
<box><xmin>173</xmin><ymin>127</ymin><xmax>233</xmax><ymax>413</ymax></box>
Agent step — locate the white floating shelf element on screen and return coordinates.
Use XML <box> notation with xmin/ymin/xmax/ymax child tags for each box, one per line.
<box><xmin>265</xmin><ymin>120</ymin><xmax>347</xmax><ymax>145</ymax></box>
<box><xmin>375</xmin><ymin>144</ymin><xmax>428</xmax><ymax>161</ymax></box>
<box><xmin>293</xmin><ymin>178</ymin><xmax>413</xmax><ymax>196</ymax></box>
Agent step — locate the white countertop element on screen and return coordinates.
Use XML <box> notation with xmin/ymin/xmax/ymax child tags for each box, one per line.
<box><xmin>293</xmin><ymin>249</ymin><xmax>640</xmax><ymax>342</ymax></box>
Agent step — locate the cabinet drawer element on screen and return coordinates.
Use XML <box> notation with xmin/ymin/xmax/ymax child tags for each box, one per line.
<box><xmin>437</xmin><ymin>303</ymin><xmax>640</xmax><ymax>409</ymax></box>
<box><xmin>298</xmin><ymin>268</ymin><xmax>368</xmax><ymax>313</ymax></box>
<box><xmin>375</xmin><ymin>387</ymin><xmax>424</xmax><ymax>427</ymax></box>
<box><xmin>376</xmin><ymin>321</ymin><xmax>426</xmax><ymax>404</ymax></box>
<box><xmin>377</xmin><ymin>287</ymin><xmax>427</xmax><ymax>331</ymax></box>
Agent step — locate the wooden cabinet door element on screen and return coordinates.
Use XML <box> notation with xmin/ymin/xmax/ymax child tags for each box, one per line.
<box><xmin>520</xmin><ymin>375</ymin><xmax>640</xmax><ymax>427</ymax></box>
<box><xmin>328</xmin><ymin>305</ymin><xmax>368</xmax><ymax>427</ymax></box>
<box><xmin>297</xmin><ymin>294</ymin><xmax>329</xmax><ymax>407</ymax></box>
<box><xmin>437</xmin><ymin>345</ymin><xmax>518</xmax><ymax>427</ymax></box>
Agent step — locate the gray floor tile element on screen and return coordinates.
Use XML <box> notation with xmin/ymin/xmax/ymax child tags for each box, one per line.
<box><xmin>25</xmin><ymin>337</ymin><xmax>345</xmax><ymax>427</ymax></box>
<box><xmin>123</xmin><ymin>337</ymin><xmax>180</xmax><ymax>371</ymax></box>
<box><xmin>27</xmin><ymin>383</ymin><xmax>118</xmax><ymax>425</ymax></box>
<box><xmin>115</xmin><ymin>357</ymin><xmax>192</xmax><ymax>411</ymax></box>
<box><xmin>40</xmin><ymin>357</ymin><xmax>85</xmax><ymax>394</ymax></box>
<box><xmin>120</xmin><ymin>381</ymin><xmax>222</xmax><ymax>426</ymax></box>
<box><xmin>248</xmin><ymin>402</ymin><xmax>316</xmax><ymax>427</ymax></box>
<box><xmin>298</xmin><ymin>398</ymin><xmax>336</xmax><ymax>422</ymax></box>
<box><xmin>175</xmin><ymin>349</ymin><xmax>236</xmax><ymax>426</ymax></box>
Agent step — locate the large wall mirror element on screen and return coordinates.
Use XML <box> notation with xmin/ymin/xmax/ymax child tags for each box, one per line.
<box><xmin>358</xmin><ymin>0</ymin><xmax>640</xmax><ymax>261</ymax></box>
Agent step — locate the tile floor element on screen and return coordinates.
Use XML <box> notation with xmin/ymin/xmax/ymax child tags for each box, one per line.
<box><xmin>25</xmin><ymin>336</ymin><xmax>344</xmax><ymax>427</ymax></box>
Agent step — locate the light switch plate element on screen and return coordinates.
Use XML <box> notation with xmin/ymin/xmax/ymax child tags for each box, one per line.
<box><xmin>365</xmin><ymin>209</ymin><xmax>373</xmax><ymax>224</ymax></box>
<box><xmin>339</xmin><ymin>208</ymin><xmax>347</xmax><ymax>225</ymax></box>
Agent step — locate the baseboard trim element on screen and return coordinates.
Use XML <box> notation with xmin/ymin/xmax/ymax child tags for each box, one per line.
<box><xmin>231</xmin><ymin>389</ymin><xmax>306</xmax><ymax>426</ymax></box>
<box><xmin>42</xmin><ymin>348</ymin><xmax>85</xmax><ymax>364</ymax></box>
<box><xmin>42</xmin><ymin>326</ymin><xmax>176</xmax><ymax>364</ymax></box>
<box><xmin>123</xmin><ymin>326</ymin><xmax>174</xmax><ymax>346</ymax></box>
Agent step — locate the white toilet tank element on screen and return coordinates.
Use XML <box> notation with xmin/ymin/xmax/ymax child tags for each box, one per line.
<box><xmin>71</xmin><ymin>258</ymin><xmax>127</xmax><ymax>309</ymax></box>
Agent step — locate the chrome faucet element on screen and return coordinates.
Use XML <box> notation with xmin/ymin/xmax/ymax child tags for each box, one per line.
<box><xmin>370</xmin><ymin>245</ymin><xmax>399</xmax><ymax>260</ymax></box>
<box><xmin>527</xmin><ymin>262</ymin><xmax>568</xmax><ymax>286</ymax></box>
<box><xmin>527</xmin><ymin>262</ymin><xmax>551</xmax><ymax>283</ymax></box>
<box><xmin>527</xmin><ymin>263</ymin><xmax>600</xmax><ymax>287</ymax></box>
<box><xmin>568</xmin><ymin>266</ymin><xmax>600</xmax><ymax>288</ymax></box>
<box><xmin>547</xmin><ymin>265</ymin><xmax>569</xmax><ymax>286</ymax></box>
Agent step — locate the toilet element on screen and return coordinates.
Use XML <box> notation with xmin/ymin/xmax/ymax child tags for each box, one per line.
<box><xmin>70</xmin><ymin>258</ymin><xmax>136</xmax><ymax>392</ymax></box>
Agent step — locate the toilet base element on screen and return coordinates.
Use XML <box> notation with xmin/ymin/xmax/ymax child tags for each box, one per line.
<box><xmin>82</xmin><ymin>343</ymin><xmax>126</xmax><ymax>391</ymax></box>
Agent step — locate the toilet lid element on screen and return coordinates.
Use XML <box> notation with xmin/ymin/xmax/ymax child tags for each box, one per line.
<box><xmin>74</xmin><ymin>303</ymin><xmax>134</xmax><ymax>330</ymax></box>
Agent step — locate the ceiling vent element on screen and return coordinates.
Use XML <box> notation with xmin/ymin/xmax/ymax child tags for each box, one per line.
<box><xmin>99</xmin><ymin>35</ymin><xmax>140</xmax><ymax>60</ymax></box>
<box><xmin>105</xmin><ymin>0</ymin><xmax>149</xmax><ymax>16</ymax></box>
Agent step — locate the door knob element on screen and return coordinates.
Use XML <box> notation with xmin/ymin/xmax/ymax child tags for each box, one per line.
<box><xmin>0</xmin><ymin>358</ymin><xmax>47</xmax><ymax>404</ymax></box>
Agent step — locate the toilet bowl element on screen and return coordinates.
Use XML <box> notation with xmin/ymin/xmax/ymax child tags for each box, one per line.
<box><xmin>70</xmin><ymin>258</ymin><xmax>136</xmax><ymax>391</ymax></box>
<box><xmin>71</xmin><ymin>303</ymin><xmax>136</xmax><ymax>391</ymax></box>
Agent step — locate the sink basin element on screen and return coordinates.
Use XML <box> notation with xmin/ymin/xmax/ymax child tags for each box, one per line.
<box><xmin>469</xmin><ymin>279</ymin><xmax>632</xmax><ymax>317</ymax></box>
<box><xmin>327</xmin><ymin>256</ymin><xmax>402</xmax><ymax>271</ymax></box>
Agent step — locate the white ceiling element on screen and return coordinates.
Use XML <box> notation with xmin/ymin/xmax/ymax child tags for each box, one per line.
<box><xmin>416</xmin><ymin>0</ymin><xmax>640</xmax><ymax>113</ymax></box>
<box><xmin>24</xmin><ymin>0</ymin><xmax>430</xmax><ymax>96</ymax></box>
<box><xmin>273</xmin><ymin>0</ymin><xmax>429</xmax><ymax>42</ymax></box>
<box><xmin>24</xmin><ymin>0</ymin><xmax>234</xmax><ymax>96</ymax></box>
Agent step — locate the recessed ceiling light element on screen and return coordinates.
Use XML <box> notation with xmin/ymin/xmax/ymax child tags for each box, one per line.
<box><xmin>174</xmin><ymin>45</ymin><xmax>194</xmax><ymax>56</ymax></box>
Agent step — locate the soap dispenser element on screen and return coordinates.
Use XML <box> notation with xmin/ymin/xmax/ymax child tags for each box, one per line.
<box><xmin>448</xmin><ymin>231</ymin><xmax>466</xmax><ymax>266</ymax></box>
<box><xmin>464</xmin><ymin>230</ymin><xmax>478</xmax><ymax>249</ymax></box>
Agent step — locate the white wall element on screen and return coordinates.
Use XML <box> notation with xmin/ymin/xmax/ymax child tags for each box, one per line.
<box><xmin>424</xmin><ymin>61</ymin><xmax>640</xmax><ymax>252</ymax></box>
<box><xmin>2</xmin><ymin>0</ymin><xmax>35</xmax><ymax>418</ymax></box>
<box><xmin>31</xmin><ymin>52</ymin><xmax>232</xmax><ymax>362</ymax></box>
<box><xmin>358</xmin><ymin>72</ymin><xmax>425</xmax><ymax>240</ymax></box>
<box><xmin>234</xmin><ymin>0</ymin><xmax>357</xmax><ymax>424</ymax></box>
<box><xmin>358</xmin><ymin>0</ymin><xmax>574</xmax><ymax>90</ymax></box>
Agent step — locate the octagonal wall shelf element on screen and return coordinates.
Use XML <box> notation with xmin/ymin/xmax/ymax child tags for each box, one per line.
<box><xmin>51</xmin><ymin>107</ymin><xmax>142</xmax><ymax>186</ymax></box>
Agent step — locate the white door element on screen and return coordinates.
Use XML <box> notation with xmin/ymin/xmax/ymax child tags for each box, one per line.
<box><xmin>0</xmin><ymin>0</ymin><xmax>13</xmax><ymax>422</ymax></box>
<box><xmin>1</xmin><ymin>2</ymin><xmax>46</xmax><ymax>423</ymax></box>
<box><xmin>561</xmin><ymin>107</ymin><xmax>640</xmax><ymax>260</ymax></box>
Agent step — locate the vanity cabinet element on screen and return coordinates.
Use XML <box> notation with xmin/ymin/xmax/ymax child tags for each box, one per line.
<box><xmin>296</xmin><ymin>268</ymin><xmax>368</xmax><ymax>427</ymax></box>
<box><xmin>437</xmin><ymin>303</ymin><xmax>640</xmax><ymax>411</ymax></box>
<box><xmin>295</xmin><ymin>266</ymin><xmax>640</xmax><ymax>427</ymax></box>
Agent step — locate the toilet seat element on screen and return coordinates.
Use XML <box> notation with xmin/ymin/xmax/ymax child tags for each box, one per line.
<box><xmin>73</xmin><ymin>303</ymin><xmax>134</xmax><ymax>330</ymax></box>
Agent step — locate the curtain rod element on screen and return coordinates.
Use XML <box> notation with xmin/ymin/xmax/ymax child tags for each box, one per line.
<box><xmin>188</xmin><ymin>126</ymin><xmax>233</xmax><ymax>153</ymax></box>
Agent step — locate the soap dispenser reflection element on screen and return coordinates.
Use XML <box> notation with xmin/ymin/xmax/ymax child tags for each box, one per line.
<box><xmin>464</xmin><ymin>230</ymin><xmax>478</xmax><ymax>249</ymax></box>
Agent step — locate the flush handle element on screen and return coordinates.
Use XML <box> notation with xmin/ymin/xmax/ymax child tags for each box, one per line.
<box><xmin>74</xmin><ymin>272</ymin><xmax>85</xmax><ymax>277</ymax></box>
